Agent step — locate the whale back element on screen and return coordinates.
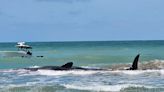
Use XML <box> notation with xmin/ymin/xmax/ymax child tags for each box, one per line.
<box><xmin>61</xmin><ymin>62</ymin><xmax>73</xmax><ymax>68</ymax></box>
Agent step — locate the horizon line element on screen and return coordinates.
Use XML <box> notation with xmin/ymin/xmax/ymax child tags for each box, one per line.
<box><xmin>0</xmin><ymin>39</ymin><xmax>164</xmax><ymax>43</ymax></box>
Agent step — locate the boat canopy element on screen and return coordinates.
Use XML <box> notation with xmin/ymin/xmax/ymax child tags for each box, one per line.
<box><xmin>16</xmin><ymin>42</ymin><xmax>32</xmax><ymax>49</ymax></box>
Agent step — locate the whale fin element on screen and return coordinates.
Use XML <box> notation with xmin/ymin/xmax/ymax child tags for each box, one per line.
<box><xmin>61</xmin><ymin>62</ymin><xmax>73</xmax><ymax>68</ymax></box>
<box><xmin>127</xmin><ymin>54</ymin><xmax>140</xmax><ymax>70</ymax></box>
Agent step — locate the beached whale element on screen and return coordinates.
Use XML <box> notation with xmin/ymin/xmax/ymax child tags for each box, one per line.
<box><xmin>24</xmin><ymin>62</ymin><xmax>107</xmax><ymax>71</ymax></box>
<box><xmin>24</xmin><ymin>54</ymin><xmax>140</xmax><ymax>71</ymax></box>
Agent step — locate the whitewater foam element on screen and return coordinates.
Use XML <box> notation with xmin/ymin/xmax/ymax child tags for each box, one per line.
<box><xmin>0</xmin><ymin>68</ymin><xmax>164</xmax><ymax>77</ymax></box>
<box><xmin>36</xmin><ymin>69</ymin><xmax>164</xmax><ymax>76</ymax></box>
<box><xmin>37</xmin><ymin>70</ymin><xmax>99</xmax><ymax>76</ymax></box>
<box><xmin>110</xmin><ymin>69</ymin><xmax>164</xmax><ymax>76</ymax></box>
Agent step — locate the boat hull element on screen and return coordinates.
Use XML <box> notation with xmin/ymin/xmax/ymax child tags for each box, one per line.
<box><xmin>0</xmin><ymin>51</ymin><xmax>32</xmax><ymax>57</ymax></box>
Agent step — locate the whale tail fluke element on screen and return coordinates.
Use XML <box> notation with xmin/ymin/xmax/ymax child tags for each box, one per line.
<box><xmin>127</xmin><ymin>54</ymin><xmax>140</xmax><ymax>70</ymax></box>
<box><xmin>61</xmin><ymin>62</ymin><xmax>73</xmax><ymax>68</ymax></box>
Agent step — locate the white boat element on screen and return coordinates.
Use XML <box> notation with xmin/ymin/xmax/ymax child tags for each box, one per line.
<box><xmin>0</xmin><ymin>42</ymin><xmax>32</xmax><ymax>57</ymax></box>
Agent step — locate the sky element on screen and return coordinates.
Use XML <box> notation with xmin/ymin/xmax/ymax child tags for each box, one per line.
<box><xmin>0</xmin><ymin>0</ymin><xmax>164</xmax><ymax>42</ymax></box>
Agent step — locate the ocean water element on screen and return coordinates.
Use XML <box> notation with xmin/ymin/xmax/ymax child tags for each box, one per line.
<box><xmin>0</xmin><ymin>41</ymin><xmax>164</xmax><ymax>92</ymax></box>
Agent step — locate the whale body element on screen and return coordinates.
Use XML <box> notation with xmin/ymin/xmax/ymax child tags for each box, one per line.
<box><xmin>24</xmin><ymin>54</ymin><xmax>140</xmax><ymax>71</ymax></box>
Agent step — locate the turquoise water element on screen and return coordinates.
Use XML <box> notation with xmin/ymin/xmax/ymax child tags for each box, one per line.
<box><xmin>0</xmin><ymin>41</ymin><xmax>164</xmax><ymax>92</ymax></box>
<box><xmin>0</xmin><ymin>41</ymin><xmax>164</xmax><ymax>69</ymax></box>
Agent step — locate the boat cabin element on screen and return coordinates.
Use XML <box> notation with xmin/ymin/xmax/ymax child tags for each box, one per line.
<box><xmin>16</xmin><ymin>42</ymin><xmax>32</xmax><ymax>55</ymax></box>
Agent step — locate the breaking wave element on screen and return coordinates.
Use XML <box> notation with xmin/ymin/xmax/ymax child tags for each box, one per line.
<box><xmin>37</xmin><ymin>70</ymin><xmax>99</xmax><ymax>76</ymax></box>
<box><xmin>1</xmin><ymin>59</ymin><xmax>164</xmax><ymax>77</ymax></box>
<box><xmin>108</xmin><ymin>59</ymin><xmax>164</xmax><ymax>70</ymax></box>
<box><xmin>0</xmin><ymin>83</ymin><xmax>162</xmax><ymax>92</ymax></box>
<box><xmin>35</xmin><ymin>69</ymin><xmax>164</xmax><ymax>76</ymax></box>
<box><xmin>63</xmin><ymin>84</ymin><xmax>156</xmax><ymax>92</ymax></box>
<box><xmin>0</xmin><ymin>59</ymin><xmax>164</xmax><ymax>92</ymax></box>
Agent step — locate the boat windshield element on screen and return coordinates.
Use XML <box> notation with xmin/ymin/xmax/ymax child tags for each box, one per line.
<box><xmin>16</xmin><ymin>42</ymin><xmax>32</xmax><ymax>51</ymax></box>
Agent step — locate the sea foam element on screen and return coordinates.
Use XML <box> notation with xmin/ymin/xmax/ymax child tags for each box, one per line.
<box><xmin>37</xmin><ymin>70</ymin><xmax>99</xmax><ymax>76</ymax></box>
<box><xmin>36</xmin><ymin>69</ymin><xmax>164</xmax><ymax>76</ymax></box>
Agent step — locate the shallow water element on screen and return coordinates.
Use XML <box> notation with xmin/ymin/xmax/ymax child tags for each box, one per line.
<box><xmin>0</xmin><ymin>41</ymin><xmax>164</xmax><ymax>92</ymax></box>
<box><xmin>0</xmin><ymin>69</ymin><xmax>164</xmax><ymax>92</ymax></box>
